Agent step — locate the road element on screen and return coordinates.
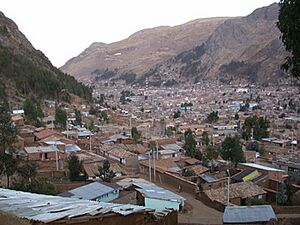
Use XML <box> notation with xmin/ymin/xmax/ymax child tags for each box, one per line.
<box><xmin>140</xmin><ymin>174</ymin><xmax>223</xmax><ymax>224</ymax></box>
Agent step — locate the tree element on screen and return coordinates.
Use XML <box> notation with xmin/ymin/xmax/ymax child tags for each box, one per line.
<box><xmin>206</xmin><ymin>145</ymin><xmax>219</xmax><ymax>161</ymax></box>
<box><xmin>23</xmin><ymin>98</ymin><xmax>44</xmax><ymax>126</ymax></box>
<box><xmin>0</xmin><ymin>106</ymin><xmax>17</xmax><ymax>156</ymax></box>
<box><xmin>173</xmin><ymin>110</ymin><xmax>181</xmax><ymax>119</ymax></box>
<box><xmin>131</xmin><ymin>127</ymin><xmax>141</xmax><ymax>144</ymax></box>
<box><xmin>1</xmin><ymin>153</ymin><xmax>18</xmax><ymax>188</ymax></box>
<box><xmin>202</xmin><ymin>131</ymin><xmax>210</xmax><ymax>146</ymax></box>
<box><xmin>67</xmin><ymin>155</ymin><xmax>82</xmax><ymax>181</ymax></box>
<box><xmin>98</xmin><ymin>160</ymin><xmax>115</xmax><ymax>182</ymax></box>
<box><xmin>242</xmin><ymin>116</ymin><xmax>270</xmax><ymax>141</ymax></box>
<box><xmin>74</xmin><ymin>109</ymin><xmax>82</xmax><ymax>126</ymax></box>
<box><xmin>207</xmin><ymin>111</ymin><xmax>219</xmax><ymax>123</ymax></box>
<box><xmin>277</xmin><ymin>0</ymin><xmax>300</xmax><ymax>78</ymax></box>
<box><xmin>17</xmin><ymin>161</ymin><xmax>37</xmax><ymax>183</ymax></box>
<box><xmin>276</xmin><ymin>183</ymin><xmax>288</xmax><ymax>205</ymax></box>
<box><xmin>234</xmin><ymin>113</ymin><xmax>239</xmax><ymax>120</ymax></box>
<box><xmin>55</xmin><ymin>107</ymin><xmax>67</xmax><ymax>130</ymax></box>
<box><xmin>221</xmin><ymin>136</ymin><xmax>245</xmax><ymax>166</ymax></box>
<box><xmin>184</xmin><ymin>129</ymin><xmax>197</xmax><ymax>158</ymax></box>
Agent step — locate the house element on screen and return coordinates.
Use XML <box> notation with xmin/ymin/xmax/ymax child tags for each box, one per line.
<box><xmin>24</xmin><ymin>145</ymin><xmax>65</xmax><ymax>171</ymax></box>
<box><xmin>231</xmin><ymin>170</ymin><xmax>268</xmax><ymax>184</ymax></box>
<box><xmin>238</xmin><ymin>163</ymin><xmax>285</xmax><ymax>181</ymax></box>
<box><xmin>59</xmin><ymin>181</ymin><xmax>122</xmax><ymax>202</ymax></box>
<box><xmin>101</xmin><ymin>144</ymin><xmax>138</xmax><ymax>167</ymax></box>
<box><xmin>158</xmin><ymin>144</ymin><xmax>183</xmax><ymax>159</ymax></box>
<box><xmin>117</xmin><ymin>178</ymin><xmax>185</xmax><ymax>212</ymax></box>
<box><xmin>0</xmin><ymin>188</ymin><xmax>177</xmax><ymax>225</ymax></box>
<box><xmin>223</xmin><ymin>205</ymin><xmax>277</xmax><ymax>224</ymax></box>
<box><xmin>11</xmin><ymin>115</ymin><xmax>24</xmax><ymax>127</ymax></box>
<box><xmin>204</xmin><ymin>181</ymin><xmax>266</xmax><ymax>206</ymax></box>
<box><xmin>199</xmin><ymin>173</ymin><xmax>227</xmax><ymax>191</ymax></box>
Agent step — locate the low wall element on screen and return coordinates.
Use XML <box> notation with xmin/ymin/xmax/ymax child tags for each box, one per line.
<box><xmin>54</xmin><ymin>181</ymin><xmax>91</xmax><ymax>193</ymax></box>
<box><xmin>273</xmin><ymin>205</ymin><xmax>300</xmax><ymax>214</ymax></box>
<box><xmin>140</xmin><ymin>164</ymin><xmax>198</xmax><ymax>194</ymax></box>
<box><xmin>196</xmin><ymin>192</ymin><xmax>225</xmax><ymax>212</ymax></box>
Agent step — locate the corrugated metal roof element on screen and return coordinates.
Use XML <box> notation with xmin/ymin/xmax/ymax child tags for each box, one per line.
<box><xmin>59</xmin><ymin>182</ymin><xmax>117</xmax><ymax>200</ymax></box>
<box><xmin>0</xmin><ymin>188</ymin><xmax>152</xmax><ymax>223</ymax></box>
<box><xmin>223</xmin><ymin>205</ymin><xmax>277</xmax><ymax>223</ymax></box>
<box><xmin>24</xmin><ymin>145</ymin><xmax>59</xmax><ymax>154</ymax></box>
<box><xmin>240</xmin><ymin>163</ymin><xmax>285</xmax><ymax>172</ymax></box>
<box><xmin>117</xmin><ymin>178</ymin><xmax>185</xmax><ymax>203</ymax></box>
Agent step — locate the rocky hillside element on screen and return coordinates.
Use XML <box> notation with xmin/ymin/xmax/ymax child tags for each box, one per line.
<box><xmin>139</xmin><ymin>3</ymin><xmax>288</xmax><ymax>86</ymax></box>
<box><xmin>61</xmin><ymin>17</ymin><xmax>230</xmax><ymax>83</ymax></box>
<box><xmin>0</xmin><ymin>12</ymin><xmax>92</xmax><ymax>102</ymax></box>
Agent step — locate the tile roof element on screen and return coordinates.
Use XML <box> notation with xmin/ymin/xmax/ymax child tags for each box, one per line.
<box><xmin>189</xmin><ymin>165</ymin><xmax>209</xmax><ymax>175</ymax></box>
<box><xmin>204</xmin><ymin>182</ymin><xmax>266</xmax><ymax>205</ymax></box>
<box><xmin>34</xmin><ymin>129</ymin><xmax>62</xmax><ymax>140</ymax></box>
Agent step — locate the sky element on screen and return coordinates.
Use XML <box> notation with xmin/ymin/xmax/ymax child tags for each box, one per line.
<box><xmin>1</xmin><ymin>0</ymin><xmax>278</xmax><ymax>67</ymax></box>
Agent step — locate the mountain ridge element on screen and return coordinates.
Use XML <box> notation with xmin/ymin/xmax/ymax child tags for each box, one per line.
<box><xmin>0</xmin><ymin>11</ymin><xmax>92</xmax><ymax>102</ymax></box>
<box><xmin>61</xmin><ymin>17</ymin><xmax>231</xmax><ymax>83</ymax></box>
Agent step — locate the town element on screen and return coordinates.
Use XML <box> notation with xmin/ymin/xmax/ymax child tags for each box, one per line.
<box><xmin>0</xmin><ymin>0</ymin><xmax>300</xmax><ymax>225</ymax></box>
<box><xmin>1</xmin><ymin>80</ymin><xmax>299</xmax><ymax>225</ymax></box>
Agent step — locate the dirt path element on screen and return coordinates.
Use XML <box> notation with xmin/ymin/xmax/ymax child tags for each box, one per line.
<box><xmin>140</xmin><ymin>174</ymin><xmax>223</xmax><ymax>224</ymax></box>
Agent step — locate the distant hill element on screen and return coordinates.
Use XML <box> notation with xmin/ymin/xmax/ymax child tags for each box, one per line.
<box><xmin>0</xmin><ymin>12</ymin><xmax>92</xmax><ymax>102</ymax></box>
<box><xmin>140</xmin><ymin>3</ymin><xmax>288</xmax><ymax>86</ymax></box>
<box><xmin>60</xmin><ymin>17</ymin><xmax>230</xmax><ymax>83</ymax></box>
<box><xmin>62</xmin><ymin>3</ymin><xmax>288</xmax><ymax>86</ymax></box>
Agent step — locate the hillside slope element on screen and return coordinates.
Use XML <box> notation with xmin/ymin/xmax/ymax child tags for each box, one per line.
<box><xmin>140</xmin><ymin>3</ymin><xmax>288</xmax><ymax>86</ymax></box>
<box><xmin>61</xmin><ymin>17</ymin><xmax>230</xmax><ymax>83</ymax></box>
<box><xmin>0</xmin><ymin>12</ymin><xmax>92</xmax><ymax>102</ymax></box>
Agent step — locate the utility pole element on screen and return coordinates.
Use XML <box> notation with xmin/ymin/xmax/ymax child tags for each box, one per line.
<box><xmin>55</xmin><ymin>141</ymin><xmax>59</xmax><ymax>171</ymax></box>
<box><xmin>227</xmin><ymin>169</ymin><xmax>230</xmax><ymax>206</ymax></box>
<box><xmin>153</xmin><ymin>148</ymin><xmax>156</xmax><ymax>182</ymax></box>
<box><xmin>148</xmin><ymin>151</ymin><xmax>152</xmax><ymax>182</ymax></box>
<box><xmin>89</xmin><ymin>132</ymin><xmax>92</xmax><ymax>151</ymax></box>
<box><xmin>156</xmin><ymin>141</ymin><xmax>159</xmax><ymax>160</ymax></box>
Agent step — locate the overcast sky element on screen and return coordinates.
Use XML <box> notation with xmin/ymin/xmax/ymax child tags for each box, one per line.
<box><xmin>1</xmin><ymin>0</ymin><xmax>278</xmax><ymax>67</ymax></box>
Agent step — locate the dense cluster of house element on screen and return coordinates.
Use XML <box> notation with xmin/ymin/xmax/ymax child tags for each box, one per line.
<box><xmin>2</xmin><ymin>82</ymin><xmax>300</xmax><ymax>224</ymax></box>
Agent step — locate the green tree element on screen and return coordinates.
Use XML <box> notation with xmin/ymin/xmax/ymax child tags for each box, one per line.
<box><xmin>0</xmin><ymin>106</ymin><xmax>17</xmax><ymax>156</ymax></box>
<box><xmin>234</xmin><ymin>113</ymin><xmax>239</xmax><ymax>120</ymax></box>
<box><xmin>184</xmin><ymin>129</ymin><xmax>197</xmax><ymax>158</ymax></box>
<box><xmin>242</xmin><ymin>116</ymin><xmax>270</xmax><ymax>141</ymax></box>
<box><xmin>276</xmin><ymin>183</ymin><xmax>288</xmax><ymax>205</ymax></box>
<box><xmin>206</xmin><ymin>145</ymin><xmax>219</xmax><ymax>160</ymax></box>
<box><xmin>173</xmin><ymin>110</ymin><xmax>181</xmax><ymax>119</ymax></box>
<box><xmin>17</xmin><ymin>161</ymin><xmax>37</xmax><ymax>182</ymax></box>
<box><xmin>221</xmin><ymin>136</ymin><xmax>245</xmax><ymax>166</ymax></box>
<box><xmin>98</xmin><ymin>160</ymin><xmax>115</xmax><ymax>182</ymax></box>
<box><xmin>202</xmin><ymin>131</ymin><xmax>210</xmax><ymax>146</ymax></box>
<box><xmin>131</xmin><ymin>127</ymin><xmax>141</xmax><ymax>144</ymax></box>
<box><xmin>67</xmin><ymin>155</ymin><xmax>82</xmax><ymax>181</ymax></box>
<box><xmin>55</xmin><ymin>107</ymin><xmax>67</xmax><ymax>130</ymax></box>
<box><xmin>1</xmin><ymin>153</ymin><xmax>18</xmax><ymax>188</ymax></box>
<box><xmin>74</xmin><ymin>109</ymin><xmax>82</xmax><ymax>126</ymax></box>
<box><xmin>277</xmin><ymin>0</ymin><xmax>300</xmax><ymax>78</ymax></box>
<box><xmin>207</xmin><ymin>111</ymin><xmax>219</xmax><ymax>123</ymax></box>
<box><xmin>23</xmin><ymin>98</ymin><xmax>44</xmax><ymax>126</ymax></box>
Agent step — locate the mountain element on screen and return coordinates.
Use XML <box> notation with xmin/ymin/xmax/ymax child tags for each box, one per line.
<box><xmin>61</xmin><ymin>17</ymin><xmax>230</xmax><ymax>83</ymax></box>
<box><xmin>138</xmin><ymin>3</ymin><xmax>288</xmax><ymax>86</ymax></box>
<box><xmin>0</xmin><ymin>12</ymin><xmax>92</xmax><ymax>102</ymax></box>
<box><xmin>62</xmin><ymin>3</ymin><xmax>288</xmax><ymax>86</ymax></box>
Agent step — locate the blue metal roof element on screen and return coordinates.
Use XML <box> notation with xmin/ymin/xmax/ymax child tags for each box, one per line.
<box><xmin>223</xmin><ymin>205</ymin><xmax>277</xmax><ymax>224</ymax></box>
<box><xmin>59</xmin><ymin>182</ymin><xmax>119</xmax><ymax>200</ymax></box>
